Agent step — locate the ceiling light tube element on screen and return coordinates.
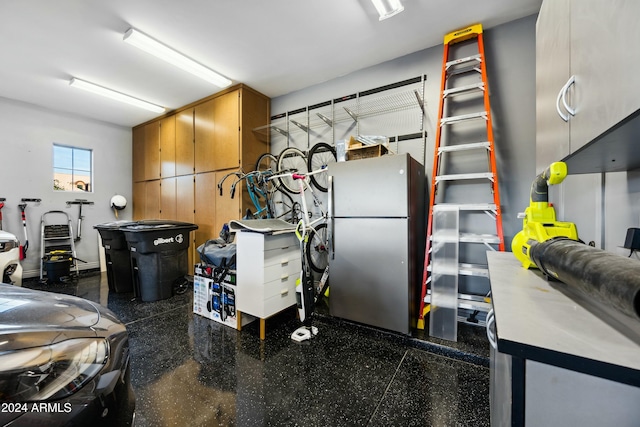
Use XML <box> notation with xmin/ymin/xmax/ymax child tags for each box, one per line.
<box><xmin>69</xmin><ymin>78</ymin><xmax>166</xmax><ymax>113</ymax></box>
<box><xmin>123</xmin><ymin>28</ymin><xmax>232</xmax><ymax>88</ymax></box>
<box><xmin>371</xmin><ymin>0</ymin><xmax>405</xmax><ymax>21</ymax></box>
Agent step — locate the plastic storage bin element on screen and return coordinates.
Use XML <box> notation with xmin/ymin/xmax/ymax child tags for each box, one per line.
<box><xmin>121</xmin><ymin>221</ymin><xmax>198</xmax><ymax>302</ymax></box>
<box><xmin>94</xmin><ymin>221</ymin><xmax>137</xmax><ymax>293</ymax></box>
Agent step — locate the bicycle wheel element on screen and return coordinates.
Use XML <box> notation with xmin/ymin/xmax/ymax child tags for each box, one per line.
<box><xmin>255</xmin><ymin>152</ymin><xmax>278</xmax><ymax>193</ymax></box>
<box><xmin>306</xmin><ymin>223</ymin><xmax>329</xmax><ymax>273</ymax></box>
<box><xmin>307</xmin><ymin>142</ymin><xmax>336</xmax><ymax>192</ymax></box>
<box><xmin>276</xmin><ymin>147</ymin><xmax>307</xmax><ymax>194</ymax></box>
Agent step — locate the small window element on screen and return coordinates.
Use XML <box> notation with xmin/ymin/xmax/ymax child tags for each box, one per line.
<box><xmin>53</xmin><ymin>144</ymin><xmax>92</xmax><ymax>192</ymax></box>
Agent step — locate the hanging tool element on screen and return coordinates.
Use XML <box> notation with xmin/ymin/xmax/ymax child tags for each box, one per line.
<box><xmin>18</xmin><ymin>198</ymin><xmax>41</xmax><ymax>259</ymax></box>
<box><xmin>66</xmin><ymin>199</ymin><xmax>94</xmax><ymax>242</ymax></box>
<box><xmin>417</xmin><ymin>23</ymin><xmax>504</xmax><ymax>337</ymax></box>
<box><xmin>0</xmin><ymin>198</ymin><xmax>5</xmax><ymax>230</ymax></box>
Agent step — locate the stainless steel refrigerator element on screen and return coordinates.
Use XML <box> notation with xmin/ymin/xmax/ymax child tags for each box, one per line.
<box><xmin>329</xmin><ymin>153</ymin><xmax>425</xmax><ymax>335</ymax></box>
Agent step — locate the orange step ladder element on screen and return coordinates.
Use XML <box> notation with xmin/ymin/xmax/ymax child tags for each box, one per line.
<box><xmin>417</xmin><ymin>24</ymin><xmax>504</xmax><ymax>340</ymax></box>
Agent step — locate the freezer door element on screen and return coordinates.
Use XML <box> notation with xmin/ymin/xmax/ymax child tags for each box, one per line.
<box><xmin>329</xmin><ymin>217</ymin><xmax>411</xmax><ymax>334</ymax></box>
<box><xmin>330</xmin><ymin>154</ymin><xmax>412</xmax><ymax>218</ymax></box>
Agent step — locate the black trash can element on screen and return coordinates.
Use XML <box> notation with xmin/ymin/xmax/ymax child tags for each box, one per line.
<box><xmin>95</xmin><ymin>221</ymin><xmax>137</xmax><ymax>293</ymax></box>
<box><xmin>121</xmin><ymin>220</ymin><xmax>198</xmax><ymax>302</ymax></box>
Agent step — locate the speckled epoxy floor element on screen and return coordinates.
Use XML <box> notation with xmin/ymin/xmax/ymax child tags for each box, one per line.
<box><xmin>25</xmin><ymin>273</ymin><xmax>490</xmax><ymax>427</ymax></box>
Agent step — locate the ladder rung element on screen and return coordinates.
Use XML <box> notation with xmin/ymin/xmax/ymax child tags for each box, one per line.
<box><xmin>433</xmin><ymin>203</ymin><xmax>497</xmax><ymax>211</ymax></box>
<box><xmin>443</xmin><ymin>83</ymin><xmax>484</xmax><ymax>98</ymax></box>
<box><xmin>429</xmin><ymin>233</ymin><xmax>500</xmax><ymax>244</ymax></box>
<box><xmin>427</xmin><ymin>262</ymin><xmax>489</xmax><ymax>277</ymax></box>
<box><xmin>441</xmin><ymin>111</ymin><xmax>487</xmax><ymax>125</ymax></box>
<box><xmin>424</xmin><ymin>293</ymin><xmax>492</xmax><ymax>313</ymax></box>
<box><xmin>438</xmin><ymin>141</ymin><xmax>490</xmax><ymax>154</ymax></box>
<box><xmin>459</xmin><ymin>233</ymin><xmax>500</xmax><ymax>244</ymax></box>
<box><xmin>435</xmin><ymin>172</ymin><xmax>493</xmax><ymax>182</ymax></box>
<box><xmin>445</xmin><ymin>54</ymin><xmax>482</xmax><ymax>70</ymax></box>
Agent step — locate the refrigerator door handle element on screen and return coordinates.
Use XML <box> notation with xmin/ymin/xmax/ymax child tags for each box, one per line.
<box><xmin>328</xmin><ymin>174</ymin><xmax>334</xmax><ymax>260</ymax></box>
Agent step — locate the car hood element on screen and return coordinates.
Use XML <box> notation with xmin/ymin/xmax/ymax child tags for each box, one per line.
<box><xmin>0</xmin><ymin>230</ymin><xmax>18</xmax><ymax>242</ymax></box>
<box><xmin>0</xmin><ymin>284</ymin><xmax>101</xmax><ymax>350</ymax></box>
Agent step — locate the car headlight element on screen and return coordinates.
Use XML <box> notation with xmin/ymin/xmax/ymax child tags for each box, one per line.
<box><xmin>0</xmin><ymin>240</ymin><xmax>17</xmax><ymax>252</ymax></box>
<box><xmin>0</xmin><ymin>338</ymin><xmax>109</xmax><ymax>402</ymax></box>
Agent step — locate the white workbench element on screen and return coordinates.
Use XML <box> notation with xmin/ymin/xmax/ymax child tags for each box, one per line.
<box><xmin>487</xmin><ymin>251</ymin><xmax>640</xmax><ymax>427</ymax></box>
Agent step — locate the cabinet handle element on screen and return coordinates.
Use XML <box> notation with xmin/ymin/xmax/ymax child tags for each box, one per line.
<box><xmin>280</xmin><ymin>288</ymin><xmax>289</xmax><ymax>296</ymax></box>
<box><xmin>281</xmin><ymin>259</ymin><xmax>289</xmax><ymax>266</ymax></box>
<box><xmin>556</xmin><ymin>82</ymin><xmax>570</xmax><ymax>122</ymax></box>
<box><xmin>561</xmin><ymin>75</ymin><xmax>576</xmax><ymax>117</ymax></box>
<box><xmin>556</xmin><ymin>75</ymin><xmax>576</xmax><ymax>122</ymax></box>
<box><xmin>280</xmin><ymin>274</ymin><xmax>289</xmax><ymax>281</ymax></box>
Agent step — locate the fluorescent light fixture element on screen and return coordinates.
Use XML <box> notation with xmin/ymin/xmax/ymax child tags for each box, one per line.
<box><xmin>123</xmin><ymin>28</ymin><xmax>232</xmax><ymax>88</ymax></box>
<box><xmin>371</xmin><ymin>0</ymin><xmax>405</xmax><ymax>20</ymax></box>
<box><xmin>69</xmin><ymin>78</ymin><xmax>166</xmax><ymax>113</ymax></box>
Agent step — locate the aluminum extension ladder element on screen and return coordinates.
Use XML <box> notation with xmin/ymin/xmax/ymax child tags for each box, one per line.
<box><xmin>417</xmin><ymin>24</ymin><xmax>504</xmax><ymax>341</ymax></box>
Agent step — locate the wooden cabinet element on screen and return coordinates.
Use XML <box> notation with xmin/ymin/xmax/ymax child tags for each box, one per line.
<box><xmin>194</xmin><ymin>100</ymin><xmax>216</xmax><ymax>174</ymax></box>
<box><xmin>160</xmin><ymin>177</ymin><xmax>176</xmax><ymax>220</ymax></box>
<box><xmin>212</xmin><ymin>90</ymin><xmax>240</xmax><ymax>170</ymax></box>
<box><xmin>175</xmin><ymin>109</ymin><xmax>194</xmax><ymax>176</ymax></box>
<box><xmin>160</xmin><ymin>116</ymin><xmax>176</xmax><ymax>178</ymax></box>
<box><xmin>132</xmin><ymin>84</ymin><xmax>270</xmax><ymax>259</ymax></box>
<box><xmin>536</xmin><ymin>0</ymin><xmax>640</xmax><ymax>174</ymax></box>
<box><xmin>132</xmin><ymin>180</ymin><xmax>161</xmax><ymax>220</ymax></box>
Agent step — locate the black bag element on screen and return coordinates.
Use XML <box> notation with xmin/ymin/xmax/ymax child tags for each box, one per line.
<box><xmin>197</xmin><ymin>240</ymin><xmax>236</xmax><ymax>269</ymax></box>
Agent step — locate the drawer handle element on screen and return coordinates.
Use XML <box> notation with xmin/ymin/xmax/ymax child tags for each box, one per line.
<box><xmin>281</xmin><ymin>259</ymin><xmax>289</xmax><ymax>266</ymax></box>
<box><xmin>280</xmin><ymin>289</ymin><xmax>289</xmax><ymax>296</ymax></box>
<box><xmin>281</xmin><ymin>274</ymin><xmax>289</xmax><ymax>281</ymax></box>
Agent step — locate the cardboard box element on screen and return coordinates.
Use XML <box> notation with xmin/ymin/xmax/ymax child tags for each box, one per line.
<box><xmin>346</xmin><ymin>136</ymin><xmax>390</xmax><ymax>160</ymax></box>
<box><xmin>193</xmin><ymin>264</ymin><xmax>255</xmax><ymax>329</ymax></box>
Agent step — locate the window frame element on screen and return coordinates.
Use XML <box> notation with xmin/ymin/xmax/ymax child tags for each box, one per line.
<box><xmin>53</xmin><ymin>144</ymin><xmax>93</xmax><ymax>193</ymax></box>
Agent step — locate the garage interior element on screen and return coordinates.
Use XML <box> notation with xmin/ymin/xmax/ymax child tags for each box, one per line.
<box><xmin>1</xmin><ymin>1</ymin><xmax>640</xmax><ymax>426</ymax></box>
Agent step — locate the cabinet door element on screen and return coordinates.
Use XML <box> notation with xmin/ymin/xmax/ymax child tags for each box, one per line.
<box><xmin>194</xmin><ymin>172</ymin><xmax>216</xmax><ymax>250</ymax></box>
<box><xmin>160</xmin><ymin>116</ymin><xmax>176</xmax><ymax>178</ymax></box>
<box><xmin>160</xmin><ymin>177</ymin><xmax>177</xmax><ymax>220</ymax></box>
<box><xmin>215</xmin><ymin>169</ymin><xmax>242</xmax><ymax>234</ymax></box>
<box><xmin>195</xmin><ymin>100</ymin><xmax>216</xmax><ymax>173</ymax></box>
<box><xmin>175</xmin><ymin>109</ymin><xmax>194</xmax><ymax>176</ymax></box>
<box><xmin>144</xmin><ymin>122</ymin><xmax>161</xmax><ymax>180</ymax></box>
<box><xmin>569</xmin><ymin>0</ymin><xmax>640</xmax><ymax>151</ymax></box>
<box><xmin>132</xmin><ymin>126</ymin><xmax>145</xmax><ymax>183</ymax></box>
<box><xmin>144</xmin><ymin>180</ymin><xmax>161</xmax><ymax>219</ymax></box>
<box><xmin>535</xmin><ymin>0</ymin><xmax>571</xmax><ymax>174</ymax></box>
<box><xmin>213</xmin><ymin>90</ymin><xmax>240</xmax><ymax>170</ymax></box>
<box><xmin>176</xmin><ymin>175</ymin><xmax>195</xmax><ymax>274</ymax></box>
<box><xmin>132</xmin><ymin>181</ymin><xmax>145</xmax><ymax>220</ymax></box>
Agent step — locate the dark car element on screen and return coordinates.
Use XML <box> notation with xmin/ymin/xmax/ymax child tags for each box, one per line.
<box><xmin>0</xmin><ymin>284</ymin><xmax>135</xmax><ymax>426</ymax></box>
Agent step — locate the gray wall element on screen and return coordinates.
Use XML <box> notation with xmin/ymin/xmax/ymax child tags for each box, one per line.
<box><xmin>272</xmin><ymin>15</ymin><xmax>538</xmax><ymax>248</ymax></box>
<box><xmin>0</xmin><ymin>97</ymin><xmax>133</xmax><ymax>277</ymax></box>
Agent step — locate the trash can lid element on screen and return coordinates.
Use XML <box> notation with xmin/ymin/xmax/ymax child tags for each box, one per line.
<box><xmin>94</xmin><ymin>220</ymin><xmax>138</xmax><ymax>230</ymax></box>
<box><xmin>121</xmin><ymin>221</ymin><xmax>198</xmax><ymax>232</ymax></box>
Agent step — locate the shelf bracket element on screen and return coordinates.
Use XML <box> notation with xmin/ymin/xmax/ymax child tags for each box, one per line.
<box><xmin>343</xmin><ymin>107</ymin><xmax>358</xmax><ymax>122</ymax></box>
<box><xmin>290</xmin><ymin>120</ymin><xmax>309</xmax><ymax>133</ymax></box>
<box><xmin>270</xmin><ymin>125</ymin><xmax>289</xmax><ymax>137</ymax></box>
<box><xmin>414</xmin><ymin>90</ymin><xmax>425</xmax><ymax>117</ymax></box>
<box><xmin>316</xmin><ymin>113</ymin><xmax>333</xmax><ymax>127</ymax></box>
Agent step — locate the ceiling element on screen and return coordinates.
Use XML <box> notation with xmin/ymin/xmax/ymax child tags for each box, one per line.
<box><xmin>0</xmin><ymin>0</ymin><xmax>541</xmax><ymax>128</ymax></box>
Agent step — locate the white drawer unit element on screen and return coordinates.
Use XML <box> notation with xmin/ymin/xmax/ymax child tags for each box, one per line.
<box><xmin>236</xmin><ymin>231</ymin><xmax>301</xmax><ymax>339</ymax></box>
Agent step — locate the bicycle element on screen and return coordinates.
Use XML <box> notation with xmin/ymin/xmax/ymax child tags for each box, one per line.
<box><xmin>276</xmin><ymin>142</ymin><xmax>337</xmax><ymax>194</ymax></box>
<box><xmin>267</xmin><ymin>168</ymin><xmax>331</xmax><ymax>341</ymax></box>
<box><xmin>217</xmin><ymin>164</ymin><xmax>301</xmax><ymax>224</ymax></box>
